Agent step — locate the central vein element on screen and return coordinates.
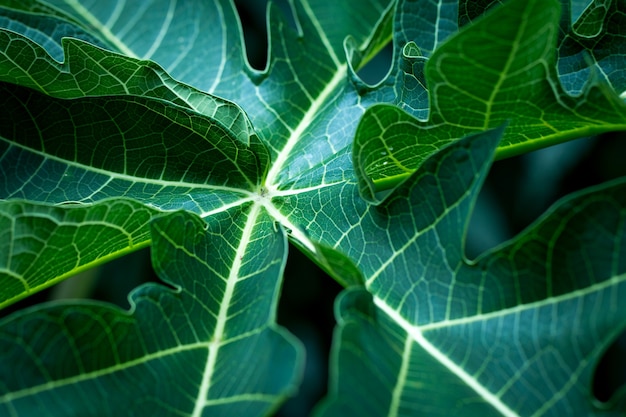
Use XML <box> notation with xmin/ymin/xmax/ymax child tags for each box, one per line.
<box><xmin>191</xmin><ymin>203</ymin><xmax>262</xmax><ymax>416</ymax></box>
<box><xmin>263</xmin><ymin>65</ymin><xmax>347</xmax><ymax>189</ymax></box>
<box><xmin>373</xmin><ymin>296</ymin><xmax>519</xmax><ymax>417</ymax></box>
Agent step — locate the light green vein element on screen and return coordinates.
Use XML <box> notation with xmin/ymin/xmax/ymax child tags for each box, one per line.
<box><xmin>142</xmin><ymin>0</ymin><xmax>176</xmax><ymax>60</ymax></box>
<box><xmin>300</xmin><ymin>0</ymin><xmax>341</xmax><ymax>67</ymax></box>
<box><xmin>60</xmin><ymin>0</ymin><xmax>138</xmax><ymax>58</ymax></box>
<box><xmin>0</xmin><ymin>340</ymin><xmax>206</xmax><ymax>403</ymax></box>
<box><xmin>374</xmin><ymin>295</ymin><xmax>520</xmax><ymax>417</ymax></box>
<box><xmin>387</xmin><ymin>336</ymin><xmax>413</xmax><ymax>417</ymax></box>
<box><xmin>419</xmin><ymin>272</ymin><xmax>626</xmax><ymax>332</ymax></box>
<box><xmin>191</xmin><ymin>202</ymin><xmax>262</xmax><ymax>417</ymax></box>
<box><xmin>4</xmin><ymin>141</ymin><xmax>255</xmax><ymax>197</ymax></box>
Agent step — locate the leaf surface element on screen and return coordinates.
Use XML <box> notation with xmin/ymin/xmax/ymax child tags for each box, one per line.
<box><xmin>0</xmin><ymin>21</ymin><xmax>270</xmax><ymax>297</ymax></box>
<box><xmin>0</xmin><ymin>199</ymin><xmax>155</xmax><ymax>308</ymax></box>
<box><xmin>354</xmin><ymin>0</ymin><xmax>626</xmax><ymax>201</ymax></box>
<box><xmin>316</xmin><ymin>128</ymin><xmax>626</xmax><ymax>417</ymax></box>
<box><xmin>0</xmin><ymin>208</ymin><xmax>302</xmax><ymax>416</ymax></box>
<box><xmin>0</xmin><ymin>0</ymin><xmax>625</xmax><ymax>415</ymax></box>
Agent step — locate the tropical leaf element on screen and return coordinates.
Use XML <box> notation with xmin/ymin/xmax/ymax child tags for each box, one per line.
<box><xmin>0</xmin><ymin>26</ymin><xmax>269</xmax><ymax>297</ymax></box>
<box><xmin>0</xmin><ymin>199</ymin><xmax>155</xmax><ymax>308</ymax></box>
<box><xmin>0</xmin><ymin>0</ymin><xmax>393</xmax><ymax>304</ymax></box>
<box><xmin>353</xmin><ymin>0</ymin><xmax>626</xmax><ymax>201</ymax></box>
<box><xmin>0</xmin><ymin>1</ymin><xmax>107</xmax><ymax>59</ymax></box>
<box><xmin>0</xmin><ymin>0</ymin><xmax>624</xmax><ymax>415</ymax></box>
<box><xmin>0</xmin><ymin>208</ymin><xmax>303</xmax><ymax>416</ymax></box>
<box><xmin>558</xmin><ymin>0</ymin><xmax>626</xmax><ymax>96</ymax></box>
<box><xmin>0</xmin><ymin>0</ymin><xmax>393</xmax><ymax>412</ymax></box>
<box><xmin>316</xmin><ymin>127</ymin><xmax>626</xmax><ymax>417</ymax></box>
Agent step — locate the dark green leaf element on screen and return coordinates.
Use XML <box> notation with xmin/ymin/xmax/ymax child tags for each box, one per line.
<box><xmin>0</xmin><ymin>199</ymin><xmax>154</xmax><ymax>308</ymax></box>
<box><xmin>317</xmin><ymin>128</ymin><xmax>626</xmax><ymax>416</ymax></box>
<box><xmin>0</xmin><ymin>209</ymin><xmax>303</xmax><ymax>415</ymax></box>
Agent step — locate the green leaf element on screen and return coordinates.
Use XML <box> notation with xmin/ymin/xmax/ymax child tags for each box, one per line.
<box><xmin>316</xmin><ymin>128</ymin><xmax>626</xmax><ymax>416</ymax></box>
<box><xmin>0</xmin><ymin>0</ymin><xmax>393</xmax><ymax>303</ymax></box>
<box><xmin>0</xmin><ymin>83</ymin><xmax>265</xmax><ymax>305</ymax></box>
<box><xmin>35</xmin><ymin>0</ymin><xmax>394</xmax><ymax>182</ymax></box>
<box><xmin>456</xmin><ymin>0</ymin><xmax>626</xmax><ymax>97</ymax></box>
<box><xmin>354</xmin><ymin>0</ymin><xmax>626</xmax><ymax>201</ymax></box>
<box><xmin>0</xmin><ymin>0</ymin><xmax>625</xmax><ymax>415</ymax></box>
<box><xmin>0</xmin><ymin>209</ymin><xmax>303</xmax><ymax>416</ymax></box>
<box><xmin>0</xmin><ymin>27</ymin><xmax>270</xmax><ymax>304</ymax></box>
<box><xmin>0</xmin><ymin>81</ymin><xmax>266</xmax><ymax>196</ymax></box>
<box><xmin>0</xmin><ymin>29</ymin><xmax>250</xmax><ymax>124</ymax></box>
<box><xmin>0</xmin><ymin>1</ymin><xmax>108</xmax><ymax>59</ymax></box>
<box><xmin>0</xmin><ymin>199</ymin><xmax>155</xmax><ymax>308</ymax></box>
<box><xmin>38</xmin><ymin>0</ymin><xmax>248</xmax><ymax>92</ymax></box>
<box><xmin>559</xmin><ymin>0</ymin><xmax>626</xmax><ymax>95</ymax></box>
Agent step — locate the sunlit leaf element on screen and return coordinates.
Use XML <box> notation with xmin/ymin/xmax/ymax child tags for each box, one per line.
<box><xmin>353</xmin><ymin>0</ymin><xmax>626</xmax><ymax>201</ymax></box>
<box><xmin>0</xmin><ymin>0</ymin><xmax>624</xmax><ymax>415</ymax></box>
<box><xmin>317</xmin><ymin>127</ymin><xmax>626</xmax><ymax>417</ymax></box>
<box><xmin>0</xmin><ymin>209</ymin><xmax>303</xmax><ymax>416</ymax></box>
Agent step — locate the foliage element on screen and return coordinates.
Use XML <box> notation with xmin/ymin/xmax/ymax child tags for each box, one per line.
<box><xmin>0</xmin><ymin>0</ymin><xmax>625</xmax><ymax>415</ymax></box>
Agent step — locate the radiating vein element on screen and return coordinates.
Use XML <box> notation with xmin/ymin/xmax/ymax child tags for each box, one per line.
<box><xmin>207</xmin><ymin>0</ymin><xmax>228</xmax><ymax>94</ymax></box>
<box><xmin>3</xmin><ymin>142</ymin><xmax>255</xmax><ymax>197</ymax></box>
<box><xmin>142</xmin><ymin>0</ymin><xmax>176</xmax><ymax>60</ymax></box>
<box><xmin>300</xmin><ymin>0</ymin><xmax>341</xmax><ymax>68</ymax></box>
<box><xmin>388</xmin><ymin>336</ymin><xmax>413</xmax><ymax>417</ymax></box>
<box><xmin>419</xmin><ymin>272</ymin><xmax>626</xmax><ymax>332</ymax></box>
<box><xmin>191</xmin><ymin>202</ymin><xmax>263</xmax><ymax>416</ymax></box>
<box><xmin>60</xmin><ymin>0</ymin><xmax>138</xmax><ymax>58</ymax></box>
<box><xmin>482</xmin><ymin>0</ymin><xmax>530</xmax><ymax>128</ymax></box>
<box><xmin>373</xmin><ymin>296</ymin><xmax>520</xmax><ymax>417</ymax></box>
<box><xmin>0</xmin><ymin>341</ymin><xmax>207</xmax><ymax>403</ymax></box>
<box><xmin>264</xmin><ymin>66</ymin><xmax>347</xmax><ymax>188</ymax></box>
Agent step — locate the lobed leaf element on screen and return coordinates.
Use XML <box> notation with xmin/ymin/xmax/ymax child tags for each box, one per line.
<box><xmin>0</xmin><ymin>0</ymin><xmax>625</xmax><ymax>415</ymax></box>
<box><xmin>0</xmin><ymin>208</ymin><xmax>303</xmax><ymax>416</ymax></box>
<box><xmin>354</xmin><ymin>0</ymin><xmax>626</xmax><ymax>201</ymax></box>
<box><xmin>317</xmin><ymin>127</ymin><xmax>626</xmax><ymax>416</ymax></box>
<box><xmin>0</xmin><ymin>199</ymin><xmax>155</xmax><ymax>308</ymax></box>
<box><xmin>558</xmin><ymin>0</ymin><xmax>626</xmax><ymax>96</ymax></box>
<box><xmin>0</xmin><ymin>1</ymin><xmax>109</xmax><ymax>60</ymax></box>
<box><xmin>0</xmin><ymin>18</ymin><xmax>269</xmax><ymax>305</ymax></box>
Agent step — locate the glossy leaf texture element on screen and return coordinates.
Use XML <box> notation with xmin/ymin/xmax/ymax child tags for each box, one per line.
<box><xmin>0</xmin><ymin>199</ymin><xmax>155</xmax><ymax>308</ymax></box>
<box><xmin>0</xmin><ymin>0</ymin><xmax>393</xmax><ymax>303</ymax></box>
<box><xmin>0</xmin><ymin>0</ymin><xmax>625</xmax><ymax>416</ymax></box>
<box><xmin>0</xmin><ymin>208</ymin><xmax>302</xmax><ymax>416</ymax></box>
<box><xmin>354</xmin><ymin>0</ymin><xmax>626</xmax><ymax>201</ymax></box>
<box><xmin>0</xmin><ymin>19</ymin><xmax>269</xmax><ymax>303</ymax></box>
<box><xmin>315</xmin><ymin>129</ymin><xmax>626</xmax><ymax>417</ymax></box>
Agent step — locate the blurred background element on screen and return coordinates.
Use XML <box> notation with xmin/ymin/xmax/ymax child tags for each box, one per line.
<box><xmin>2</xmin><ymin>1</ymin><xmax>625</xmax><ymax>415</ymax></box>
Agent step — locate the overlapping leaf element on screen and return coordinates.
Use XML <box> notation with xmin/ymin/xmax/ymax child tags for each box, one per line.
<box><xmin>354</xmin><ymin>0</ymin><xmax>626</xmax><ymax>201</ymax></box>
<box><xmin>0</xmin><ymin>13</ymin><xmax>269</xmax><ymax>301</ymax></box>
<box><xmin>315</xmin><ymin>129</ymin><xmax>626</xmax><ymax>416</ymax></box>
<box><xmin>0</xmin><ymin>0</ymin><xmax>393</xmax><ymax>303</ymax></box>
<box><xmin>37</xmin><ymin>0</ymin><xmax>394</xmax><ymax>190</ymax></box>
<box><xmin>558</xmin><ymin>0</ymin><xmax>626</xmax><ymax>96</ymax></box>
<box><xmin>0</xmin><ymin>0</ymin><xmax>392</xmax><ymax>413</ymax></box>
<box><xmin>0</xmin><ymin>0</ymin><xmax>625</xmax><ymax>415</ymax></box>
<box><xmin>7</xmin><ymin>0</ymin><xmax>623</xmax><ymax>209</ymax></box>
<box><xmin>0</xmin><ymin>207</ymin><xmax>302</xmax><ymax>416</ymax></box>
<box><xmin>0</xmin><ymin>199</ymin><xmax>155</xmax><ymax>308</ymax></box>
<box><xmin>455</xmin><ymin>0</ymin><xmax>626</xmax><ymax>97</ymax></box>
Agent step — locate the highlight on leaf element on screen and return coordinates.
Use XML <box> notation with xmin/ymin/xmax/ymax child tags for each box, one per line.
<box><xmin>0</xmin><ymin>0</ymin><xmax>625</xmax><ymax>415</ymax></box>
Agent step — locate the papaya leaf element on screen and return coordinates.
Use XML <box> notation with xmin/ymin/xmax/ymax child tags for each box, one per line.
<box><xmin>0</xmin><ymin>0</ymin><xmax>624</xmax><ymax>415</ymax></box>
<box><xmin>0</xmin><ymin>208</ymin><xmax>303</xmax><ymax>416</ymax></box>
<box><xmin>317</xmin><ymin>127</ymin><xmax>626</xmax><ymax>417</ymax></box>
